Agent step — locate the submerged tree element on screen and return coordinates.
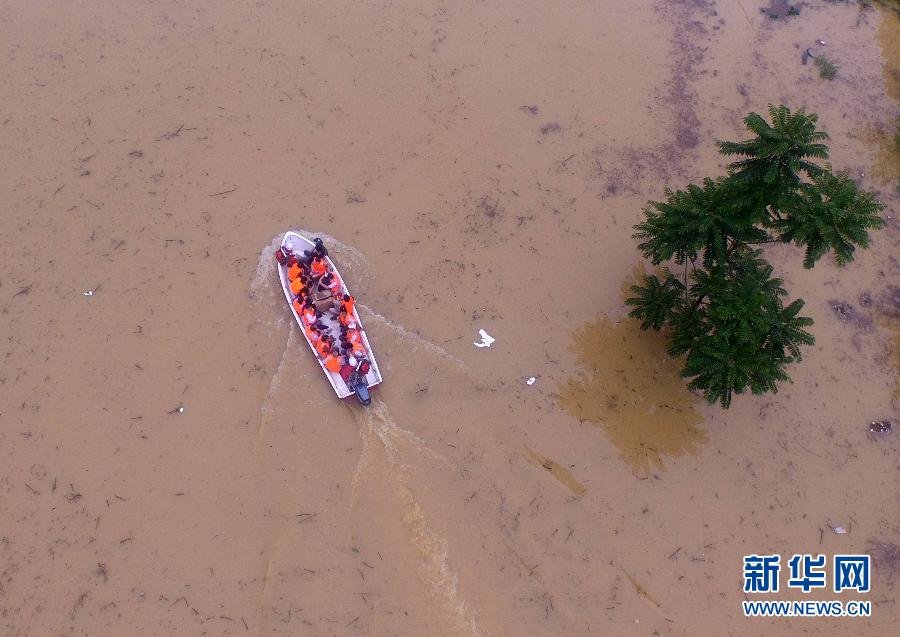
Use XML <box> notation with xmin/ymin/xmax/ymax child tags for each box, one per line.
<box><xmin>627</xmin><ymin>105</ymin><xmax>885</xmax><ymax>408</ymax></box>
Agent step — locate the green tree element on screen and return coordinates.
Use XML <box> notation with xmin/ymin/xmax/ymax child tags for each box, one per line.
<box><xmin>627</xmin><ymin>105</ymin><xmax>885</xmax><ymax>407</ymax></box>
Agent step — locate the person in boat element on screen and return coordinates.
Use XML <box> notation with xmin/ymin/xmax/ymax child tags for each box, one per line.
<box><xmin>296</xmin><ymin>237</ymin><xmax>326</xmax><ymax>264</ymax></box>
<box><xmin>316</xmin><ymin>333</ymin><xmax>336</xmax><ymax>357</ymax></box>
<box><xmin>275</xmin><ymin>244</ymin><xmax>292</xmax><ymax>266</ymax></box>
<box><xmin>292</xmin><ymin>295</ymin><xmax>305</xmax><ymax>317</ymax></box>
<box><xmin>346</xmin><ymin>351</ymin><xmax>370</xmax><ymax>374</ymax></box>
<box><xmin>310</xmin><ymin>254</ymin><xmax>328</xmax><ymax>279</ymax></box>
<box><xmin>314</xmin><ymin>333</ymin><xmax>328</xmax><ymax>355</ymax></box>
<box><xmin>341</xmin><ymin>294</ymin><xmax>355</xmax><ymax>316</ymax></box>
<box><xmin>350</xmin><ymin>340</ymin><xmax>367</xmax><ymax>360</ymax></box>
<box><xmin>342</xmin><ymin>322</ymin><xmax>362</xmax><ymax>346</ymax></box>
<box><xmin>317</xmin><ymin>272</ymin><xmax>342</xmax><ymax>297</ymax></box>
<box><xmin>297</xmin><ymin>273</ymin><xmax>309</xmax><ymax>295</ymax></box>
<box><xmin>340</xmin><ymin>325</ymin><xmax>364</xmax><ymax>352</ymax></box>
<box><xmin>301</xmin><ymin>302</ymin><xmax>317</xmax><ymax>326</ymax></box>
<box><xmin>287</xmin><ymin>258</ymin><xmax>303</xmax><ymax>282</ymax></box>
<box><xmin>289</xmin><ymin>272</ymin><xmax>306</xmax><ymax>296</ymax></box>
<box><xmin>312</xmin><ymin>237</ymin><xmax>328</xmax><ymax>258</ymax></box>
<box><xmin>323</xmin><ymin>349</ymin><xmax>343</xmax><ymax>372</ymax></box>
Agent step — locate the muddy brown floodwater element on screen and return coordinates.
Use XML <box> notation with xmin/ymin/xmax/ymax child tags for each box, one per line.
<box><xmin>1</xmin><ymin>0</ymin><xmax>897</xmax><ymax>635</ymax></box>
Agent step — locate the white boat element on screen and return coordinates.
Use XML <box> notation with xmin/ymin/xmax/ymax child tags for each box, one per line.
<box><xmin>276</xmin><ymin>231</ymin><xmax>383</xmax><ymax>405</ymax></box>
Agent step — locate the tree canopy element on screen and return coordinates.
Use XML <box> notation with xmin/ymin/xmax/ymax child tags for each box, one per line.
<box><xmin>627</xmin><ymin>105</ymin><xmax>885</xmax><ymax>408</ymax></box>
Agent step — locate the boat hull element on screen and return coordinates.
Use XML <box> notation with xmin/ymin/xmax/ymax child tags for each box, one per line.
<box><xmin>276</xmin><ymin>232</ymin><xmax>383</xmax><ymax>400</ymax></box>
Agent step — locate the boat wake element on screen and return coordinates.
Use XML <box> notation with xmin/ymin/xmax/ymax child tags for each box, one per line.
<box><xmin>250</xmin><ymin>232</ymin><xmax>477</xmax><ymax>634</ymax></box>
<box><xmin>250</xmin><ymin>231</ymin><xmax>464</xmax><ymax>373</ymax></box>
<box><xmin>351</xmin><ymin>400</ymin><xmax>478</xmax><ymax>636</ymax></box>
<box><xmin>255</xmin><ymin>329</ymin><xmax>295</xmax><ymax>439</ymax></box>
<box><xmin>358</xmin><ymin>304</ymin><xmax>467</xmax><ymax>371</ymax></box>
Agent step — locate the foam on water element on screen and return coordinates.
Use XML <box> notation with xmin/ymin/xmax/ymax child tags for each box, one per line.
<box><xmin>357</xmin><ymin>400</ymin><xmax>448</xmax><ymax>465</ymax></box>
<box><xmin>358</xmin><ymin>304</ymin><xmax>468</xmax><ymax>371</ymax></box>
<box><xmin>351</xmin><ymin>400</ymin><xmax>478</xmax><ymax>636</ymax></box>
<box><xmin>248</xmin><ymin>235</ymin><xmax>278</xmax><ymax>302</ymax></box>
<box><xmin>256</xmin><ymin>329</ymin><xmax>296</xmax><ymax>439</ymax></box>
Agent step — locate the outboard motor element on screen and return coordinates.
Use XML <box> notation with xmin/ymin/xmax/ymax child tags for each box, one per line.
<box><xmin>345</xmin><ymin>370</ymin><xmax>371</xmax><ymax>406</ymax></box>
<box><xmin>353</xmin><ymin>381</ymin><xmax>371</xmax><ymax>406</ymax></box>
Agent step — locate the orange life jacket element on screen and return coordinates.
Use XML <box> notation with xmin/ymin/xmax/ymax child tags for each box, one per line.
<box><xmin>306</xmin><ymin>327</ymin><xmax>320</xmax><ymax>344</ymax></box>
<box><xmin>290</xmin><ymin>277</ymin><xmax>305</xmax><ymax>295</ymax></box>
<box><xmin>342</xmin><ymin>296</ymin><xmax>355</xmax><ymax>316</ymax></box>
<box><xmin>324</xmin><ymin>354</ymin><xmax>342</xmax><ymax>372</ymax></box>
<box><xmin>292</xmin><ymin>299</ymin><xmax>304</xmax><ymax>316</ymax></box>
<box><xmin>316</xmin><ymin>339</ymin><xmax>330</xmax><ymax>356</ymax></box>
<box><xmin>351</xmin><ymin>341</ymin><xmax>366</xmax><ymax>357</ymax></box>
<box><xmin>311</xmin><ymin>257</ymin><xmax>327</xmax><ymax>276</ymax></box>
<box><xmin>327</xmin><ymin>276</ymin><xmax>342</xmax><ymax>294</ymax></box>
<box><xmin>287</xmin><ymin>263</ymin><xmax>302</xmax><ymax>281</ymax></box>
<box><xmin>347</xmin><ymin>329</ymin><xmax>362</xmax><ymax>345</ymax></box>
<box><xmin>302</xmin><ymin>309</ymin><xmax>316</xmax><ymax>325</ymax></box>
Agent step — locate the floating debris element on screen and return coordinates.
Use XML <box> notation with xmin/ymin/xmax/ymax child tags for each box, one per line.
<box><xmin>523</xmin><ymin>446</ymin><xmax>586</xmax><ymax>496</ymax></box>
<box><xmin>867</xmin><ymin>538</ymin><xmax>899</xmax><ymax>579</ymax></box>
<box><xmin>830</xmin><ymin>524</ymin><xmax>848</xmax><ymax>535</ymax></box>
<box><xmin>618</xmin><ymin>564</ymin><xmax>661</xmax><ymax>608</ymax></box>
<box><xmin>526</xmin><ymin>377</ymin><xmax>536</xmax><ymax>386</ymax></box>
<box><xmin>167</xmin><ymin>405</ymin><xmax>185</xmax><ymax>414</ymax></box>
<box><xmin>869</xmin><ymin>420</ymin><xmax>893</xmax><ymax>434</ymax></box>
<box><xmin>473</xmin><ymin>329</ymin><xmax>495</xmax><ymax>348</ymax></box>
<box><xmin>540</xmin><ymin>122</ymin><xmax>562</xmax><ymax>135</ymax></box>
<box><xmin>828</xmin><ymin>300</ymin><xmax>872</xmax><ymax>329</ymax></box>
<box><xmin>761</xmin><ymin>0</ymin><xmax>800</xmax><ymax>19</ymax></box>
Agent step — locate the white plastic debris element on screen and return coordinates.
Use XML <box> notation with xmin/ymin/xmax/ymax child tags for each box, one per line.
<box><xmin>817</xmin><ymin>39</ymin><xmax>826</xmax><ymax>46</ymax></box>
<box><xmin>83</xmin><ymin>289</ymin><xmax>94</xmax><ymax>296</ymax></box>
<box><xmin>832</xmin><ymin>525</ymin><xmax>848</xmax><ymax>535</ymax></box>
<box><xmin>526</xmin><ymin>377</ymin><xmax>536</xmax><ymax>386</ymax></box>
<box><xmin>473</xmin><ymin>329</ymin><xmax>495</xmax><ymax>348</ymax></box>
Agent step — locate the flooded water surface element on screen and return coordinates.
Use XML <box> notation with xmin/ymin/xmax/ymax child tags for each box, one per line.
<box><xmin>1</xmin><ymin>0</ymin><xmax>897</xmax><ymax>635</ymax></box>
